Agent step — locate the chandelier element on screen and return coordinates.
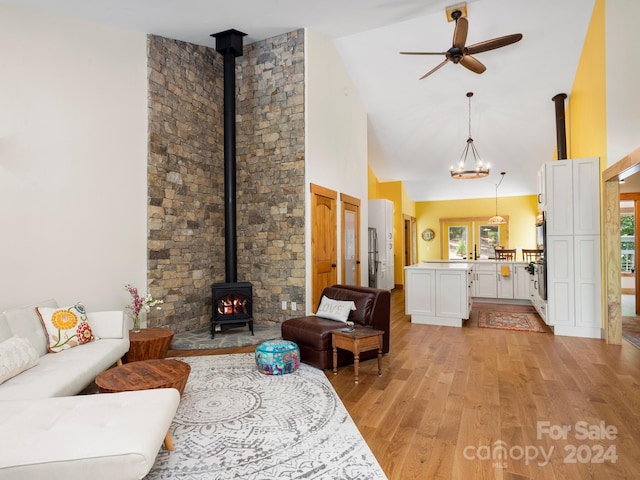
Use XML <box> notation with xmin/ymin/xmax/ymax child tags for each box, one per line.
<box><xmin>488</xmin><ymin>171</ymin><xmax>506</xmax><ymax>224</ymax></box>
<box><xmin>450</xmin><ymin>92</ymin><xmax>490</xmax><ymax>179</ymax></box>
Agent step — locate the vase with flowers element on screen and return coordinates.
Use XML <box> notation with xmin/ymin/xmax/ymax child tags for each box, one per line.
<box><xmin>124</xmin><ymin>284</ymin><xmax>163</xmax><ymax>332</ymax></box>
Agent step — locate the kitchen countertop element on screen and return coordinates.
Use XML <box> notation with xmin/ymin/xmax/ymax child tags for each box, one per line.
<box><xmin>419</xmin><ymin>259</ymin><xmax>529</xmax><ymax>264</ymax></box>
<box><xmin>405</xmin><ymin>262</ymin><xmax>473</xmax><ymax>270</ymax></box>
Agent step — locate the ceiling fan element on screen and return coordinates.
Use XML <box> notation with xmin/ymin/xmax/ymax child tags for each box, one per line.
<box><xmin>400</xmin><ymin>9</ymin><xmax>523</xmax><ymax>80</ymax></box>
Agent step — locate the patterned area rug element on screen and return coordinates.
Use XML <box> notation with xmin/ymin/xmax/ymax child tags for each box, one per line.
<box><xmin>477</xmin><ymin>310</ymin><xmax>547</xmax><ymax>333</ymax></box>
<box><xmin>145</xmin><ymin>354</ymin><xmax>387</xmax><ymax>480</ymax></box>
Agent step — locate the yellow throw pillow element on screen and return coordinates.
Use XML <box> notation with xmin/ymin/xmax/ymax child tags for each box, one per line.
<box><xmin>36</xmin><ymin>303</ymin><xmax>95</xmax><ymax>353</ymax></box>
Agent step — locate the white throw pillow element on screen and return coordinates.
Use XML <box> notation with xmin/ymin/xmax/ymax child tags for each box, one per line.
<box><xmin>0</xmin><ymin>337</ymin><xmax>40</xmax><ymax>385</ymax></box>
<box><xmin>316</xmin><ymin>296</ymin><xmax>356</xmax><ymax>323</ymax></box>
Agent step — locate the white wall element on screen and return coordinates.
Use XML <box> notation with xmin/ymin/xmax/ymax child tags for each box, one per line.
<box><xmin>0</xmin><ymin>5</ymin><xmax>148</xmax><ymax>312</ymax></box>
<box><xmin>606</xmin><ymin>0</ymin><xmax>640</xmax><ymax>165</ymax></box>
<box><xmin>304</xmin><ymin>29</ymin><xmax>369</xmax><ymax>312</ymax></box>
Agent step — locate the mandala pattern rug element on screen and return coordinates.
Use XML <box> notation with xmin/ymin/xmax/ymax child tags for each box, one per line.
<box><xmin>145</xmin><ymin>354</ymin><xmax>387</xmax><ymax>479</ymax></box>
<box><xmin>477</xmin><ymin>310</ymin><xmax>547</xmax><ymax>333</ymax></box>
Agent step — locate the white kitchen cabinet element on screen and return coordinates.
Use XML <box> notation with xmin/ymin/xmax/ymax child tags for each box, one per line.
<box><xmin>404</xmin><ymin>267</ymin><xmax>435</xmax><ymax>316</ymax></box>
<box><xmin>513</xmin><ymin>264</ymin><xmax>531</xmax><ymax>300</ymax></box>
<box><xmin>472</xmin><ymin>262</ymin><xmax>528</xmax><ymax>301</ymax></box>
<box><xmin>572</xmin><ymin>159</ymin><xmax>601</xmax><ymax>235</ymax></box>
<box><xmin>369</xmin><ymin>199</ymin><xmax>394</xmax><ymax>290</ymax></box>
<box><xmin>473</xmin><ymin>263</ymin><xmax>498</xmax><ymax>298</ymax></box>
<box><xmin>541</xmin><ymin>161</ymin><xmax>574</xmax><ymax>235</ymax></box>
<box><xmin>497</xmin><ymin>263</ymin><xmax>514</xmax><ymax>299</ymax></box>
<box><xmin>546</xmin><ymin>235</ymin><xmax>575</xmax><ymax>327</ymax></box>
<box><xmin>542</xmin><ymin>157</ymin><xmax>602</xmax><ymax>339</ymax></box>
<box><xmin>405</xmin><ymin>263</ymin><xmax>472</xmax><ymax>327</ymax></box>
<box><xmin>549</xmin><ymin>235</ymin><xmax>601</xmax><ymax>338</ymax></box>
<box><xmin>529</xmin><ymin>270</ymin><xmax>547</xmax><ymax>323</ymax></box>
<box><xmin>540</xmin><ymin>158</ymin><xmax>600</xmax><ymax>236</ymax></box>
<box><xmin>537</xmin><ymin>163</ymin><xmax>547</xmax><ymax>212</ymax></box>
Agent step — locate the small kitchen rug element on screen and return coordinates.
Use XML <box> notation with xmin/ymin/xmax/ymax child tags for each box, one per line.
<box><xmin>478</xmin><ymin>310</ymin><xmax>547</xmax><ymax>333</ymax></box>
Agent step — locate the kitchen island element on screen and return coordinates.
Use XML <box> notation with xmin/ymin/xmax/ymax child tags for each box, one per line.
<box><xmin>404</xmin><ymin>262</ymin><xmax>473</xmax><ymax>327</ymax></box>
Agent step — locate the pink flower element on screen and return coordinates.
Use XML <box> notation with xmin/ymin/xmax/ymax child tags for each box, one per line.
<box><xmin>124</xmin><ymin>284</ymin><xmax>163</xmax><ymax>316</ymax></box>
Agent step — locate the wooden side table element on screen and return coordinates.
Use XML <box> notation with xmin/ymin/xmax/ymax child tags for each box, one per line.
<box><xmin>124</xmin><ymin>328</ymin><xmax>175</xmax><ymax>363</ymax></box>
<box><xmin>332</xmin><ymin>328</ymin><xmax>384</xmax><ymax>384</ymax></box>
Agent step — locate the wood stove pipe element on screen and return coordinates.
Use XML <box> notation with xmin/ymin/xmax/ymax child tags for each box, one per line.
<box><xmin>552</xmin><ymin>93</ymin><xmax>568</xmax><ymax>160</ymax></box>
<box><xmin>211</xmin><ymin>29</ymin><xmax>246</xmax><ymax>283</ymax></box>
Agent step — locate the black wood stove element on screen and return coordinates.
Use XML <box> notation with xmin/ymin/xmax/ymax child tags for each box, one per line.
<box><xmin>209</xmin><ymin>29</ymin><xmax>255</xmax><ymax>339</ymax></box>
<box><xmin>210</xmin><ymin>281</ymin><xmax>254</xmax><ymax>338</ymax></box>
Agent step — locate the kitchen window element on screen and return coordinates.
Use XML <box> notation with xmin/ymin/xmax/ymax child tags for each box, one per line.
<box><xmin>442</xmin><ymin>218</ymin><xmax>508</xmax><ymax>259</ymax></box>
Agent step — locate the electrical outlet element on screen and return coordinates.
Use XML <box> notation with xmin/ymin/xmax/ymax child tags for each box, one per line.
<box><xmin>281</xmin><ymin>301</ymin><xmax>287</xmax><ymax>310</ymax></box>
<box><xmin>291</xmin><ymin>302</ymin><xmax>297</xmax><ymax>311</ymax></box>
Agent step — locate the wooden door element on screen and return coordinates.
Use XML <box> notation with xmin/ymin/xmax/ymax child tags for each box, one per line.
<box><xmin>311</xmin><ymin>184</ymin><xmax>337</xmax><ymax>311</ymax></box>
<box><xmin>341</xmin><ymin>193</ymin><xmax>361</xmax><ymax>286</ymax></box>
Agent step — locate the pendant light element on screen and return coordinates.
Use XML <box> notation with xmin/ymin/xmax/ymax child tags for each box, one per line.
<box><xmin>450</xmin><ymin>92</ymin><xmax>490</xmax><ymax>179</ymax></box>
<box><xmin>488</xmin><ymin>171</ymin><xmax>506</xmax><ymax>224</ymax></box>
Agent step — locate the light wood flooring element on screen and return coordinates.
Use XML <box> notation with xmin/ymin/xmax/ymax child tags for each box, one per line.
<box><xmin>168</xmin><ymin>289</ymin><xmax>640</xmax><ymax>480</ymax></box>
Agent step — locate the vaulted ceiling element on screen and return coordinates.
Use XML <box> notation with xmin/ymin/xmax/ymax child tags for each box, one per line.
<box><xmin>5</xmin><ymin>0</ymin><xmax>596</xmax><ymax>200</ymax></box>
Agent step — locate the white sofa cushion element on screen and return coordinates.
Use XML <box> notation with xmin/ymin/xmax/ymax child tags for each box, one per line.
<box><xmin>0</xmin><ymin>388</ymin><xmax>181</xmax><ymax>480</ymax></box>
<box><xmin>0</xmin><ymin>336</ymin><xmax>129</xmax><ymax>400</ymax></box>
<box><xmin>0</xmin><ymin>337</ymin><xmax>39</xmax><ymax>385</ymax></box>
<box><xmin>2</xmin><ymin>299</ymin><xmax>58</xmax><ymax>357</ymax></box>
<box><xmin>87</xmin><ymin>311</ymin><xmax>127</xmax><ymax>339</ymax></box>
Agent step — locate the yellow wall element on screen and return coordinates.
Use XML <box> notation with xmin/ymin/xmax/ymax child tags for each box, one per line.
<box><xmin>367</xmin><ymin>165</ymin><xmax>380</xmax><ymax>199</ymax></box>
<box><xmin>368</xmin><ymin>172</ymin><xmax>417</xmax><ymax>285</ymax></box>
<box><xmin>566</xmin><ymin>0</ymin><xmax>606</xmax><ymax>164</ymax></box>
<box><xmin>415</xmin><ymin>195</ymin><xmax>539</xmax><ymax>261</ymax></box>
<box><xmin>566</xmin><ymin>0</ymin><xmax>607</xmax><ymax>326</ymax></box>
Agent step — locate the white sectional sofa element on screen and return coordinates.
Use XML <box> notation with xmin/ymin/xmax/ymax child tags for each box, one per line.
<box><xmin>0</xmin><ymin>299</ymin><xmax>181</xmax><ymax>479</ymax></box>
<box><xmin>0</xmin><ymin>299</ymin><xmax>129</xmax><ymax>400</ymax></box>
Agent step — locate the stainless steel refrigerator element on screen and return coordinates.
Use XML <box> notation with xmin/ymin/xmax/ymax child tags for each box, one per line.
<box><xmin>368</xmin><ymin>227</ymin><xmax>379</xmax><ymax>288</ymax></box>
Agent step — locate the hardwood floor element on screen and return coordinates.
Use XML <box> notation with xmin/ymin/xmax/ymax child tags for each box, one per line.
<box><xmin>168</xmin><ymin>289</ymin><xmax>640</xmax><ymax>479</ymax></box>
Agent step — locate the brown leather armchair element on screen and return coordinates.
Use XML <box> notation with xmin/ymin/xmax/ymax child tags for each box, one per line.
<box><xmin>281</xmin><ymin>285</ymin><xmax>390</xmax><ymax>370</ymax></box>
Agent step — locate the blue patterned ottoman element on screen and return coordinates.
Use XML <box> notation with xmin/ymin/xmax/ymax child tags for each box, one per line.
<box><xmin>255</xmin><ymin>339</ymin><xmax>300</xmax><ymax>375</ymax></box>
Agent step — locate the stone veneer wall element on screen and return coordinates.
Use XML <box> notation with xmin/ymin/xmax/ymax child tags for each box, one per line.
<box><xmin>147</xmin><ymin>31</ymin><xmax>305</xmax><ymax>333</ymax></box>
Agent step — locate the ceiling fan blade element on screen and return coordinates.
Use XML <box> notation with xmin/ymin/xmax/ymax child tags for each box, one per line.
<box><xmin>465</xmin><ymin>33</ymin><xmax>523</xmax><ymax>55</ymax></box>
<box><xmin>419</xmin><ymin>59</ymin><xmax>449</xmax><ymax>80</ymax></box>
<box><xmin>400</xmin><ymin>51</ymin><xmax>445</xmax><ymax>55</ymax></box>
<box><xmin>459</xmin><ymin>55</ymin><xmax>486</xmax><ymax>74</ymax></box>
<box><xmin>452</xmin><ymin>16</ymin><xmax>468</xmax><ymax>48</ymax></box>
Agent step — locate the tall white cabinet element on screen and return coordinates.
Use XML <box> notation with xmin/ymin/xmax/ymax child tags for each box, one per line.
<box><xmin>369</xmin><ymin>199</ymin><xmax>395</xmax><ymax>290</ymax></box>
<box><xmin>538</xmin><ymin>157</ymin><xmax>601</xmax><ymax>338</ymax></box>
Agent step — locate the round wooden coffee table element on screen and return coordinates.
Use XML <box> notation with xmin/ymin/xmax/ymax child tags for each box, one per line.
<box><xmin>95</xmin><ymin>359</ymin><xmax>191</xmax><ymax>396</ymax></box>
